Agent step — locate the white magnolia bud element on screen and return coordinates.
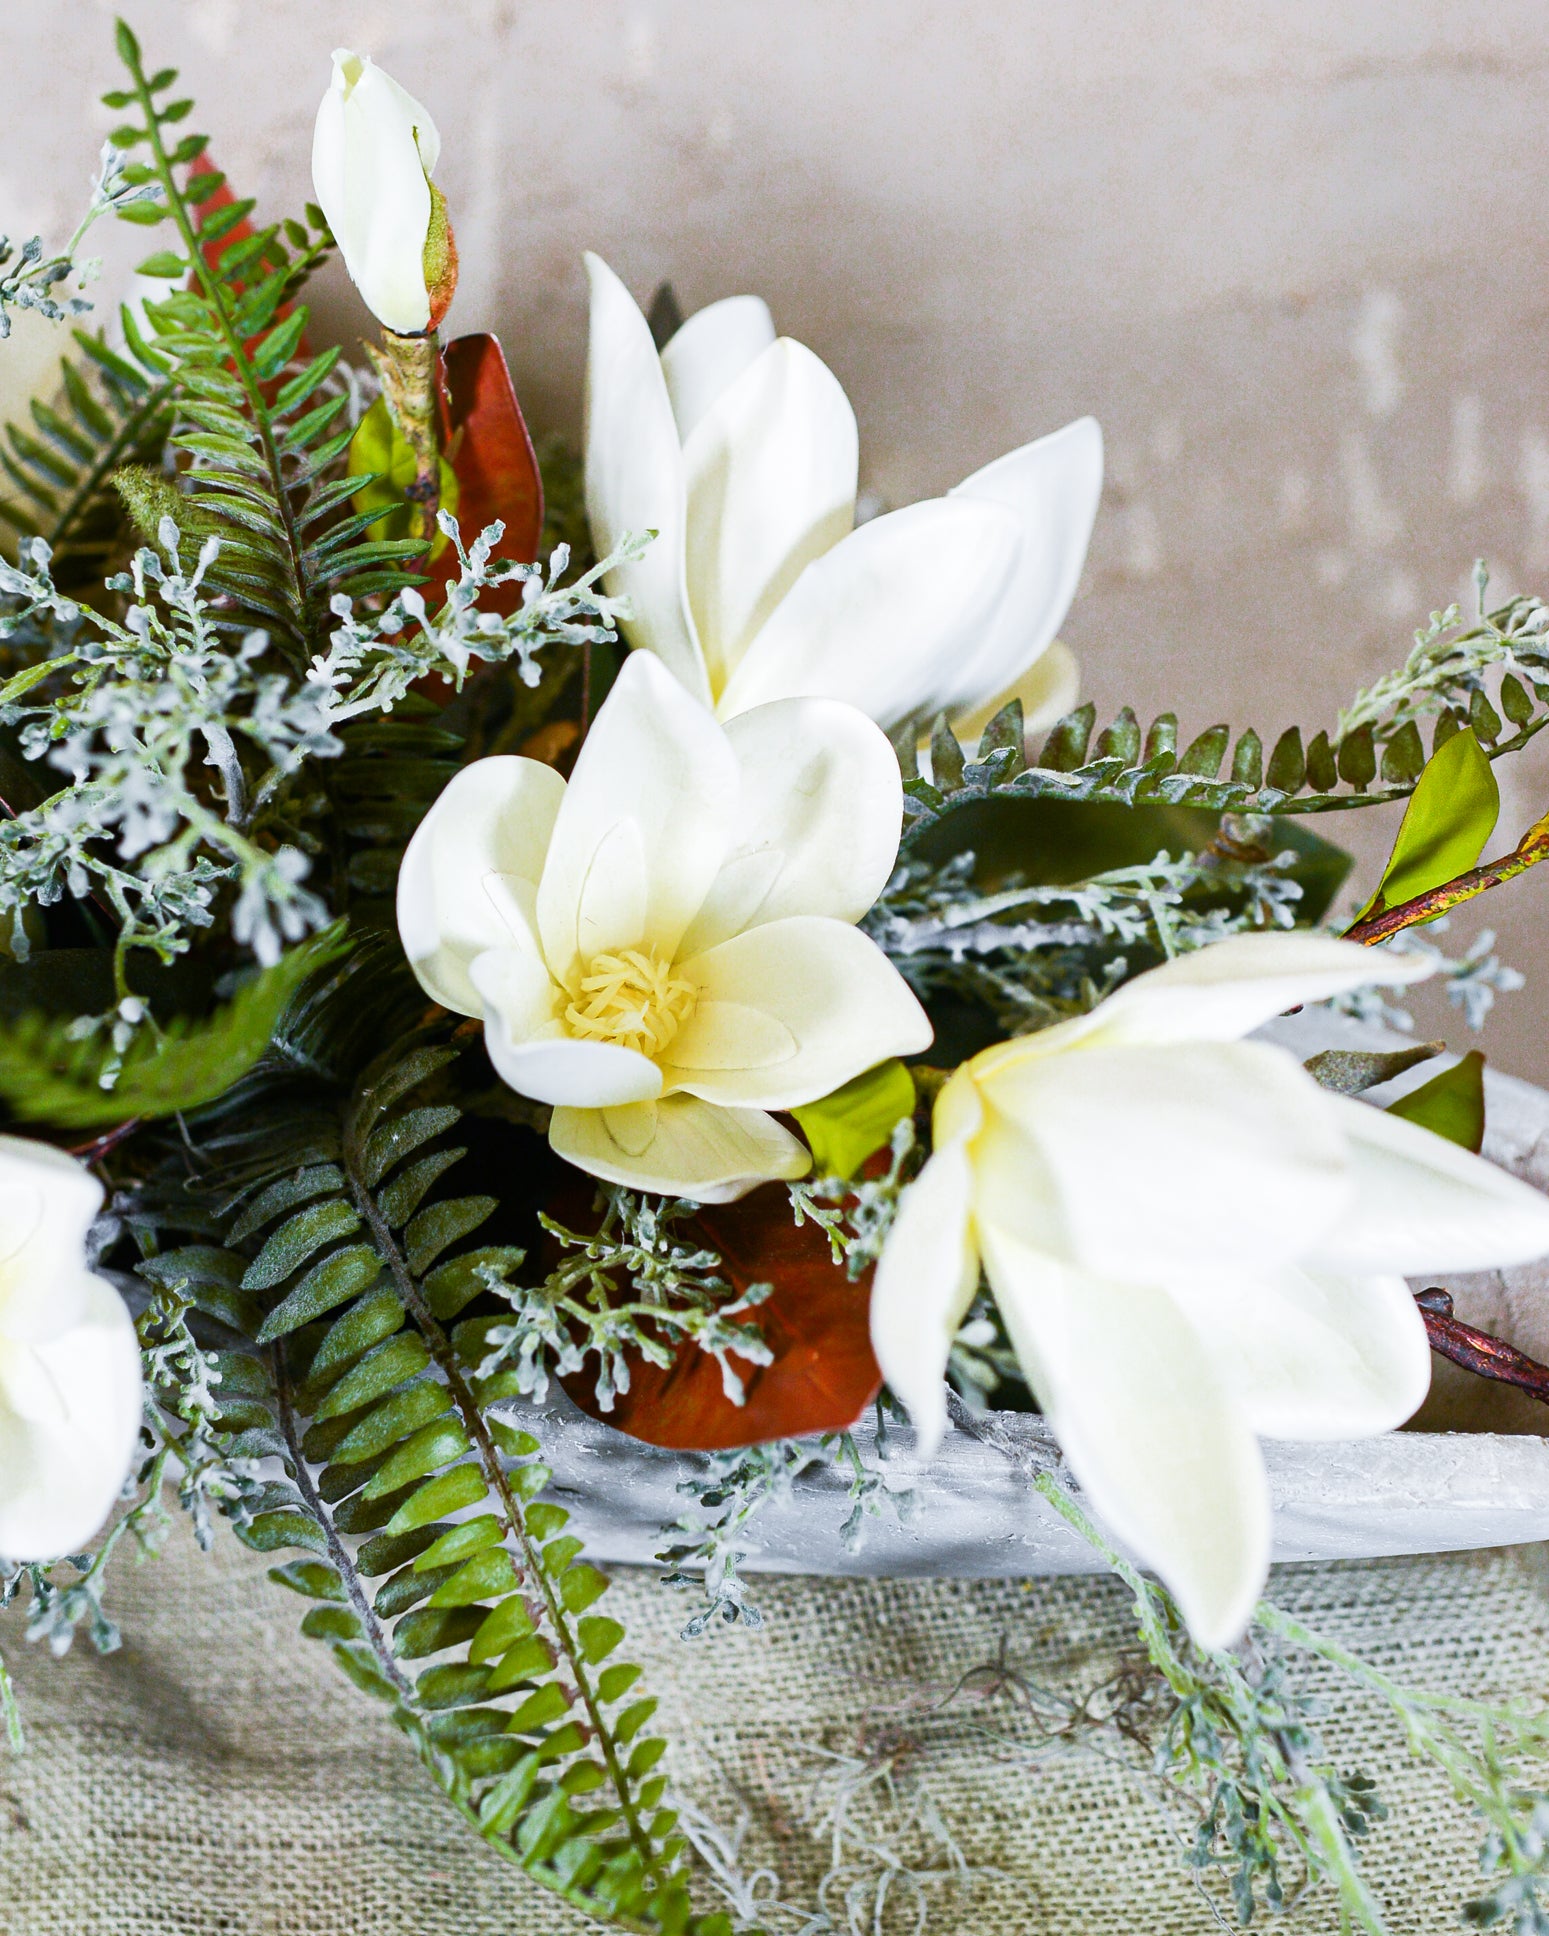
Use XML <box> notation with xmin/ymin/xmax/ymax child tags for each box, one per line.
<box><xmin>311</xmin><ymin>49</ymin><xmax>456</xmax><ymax>336</ymax></box>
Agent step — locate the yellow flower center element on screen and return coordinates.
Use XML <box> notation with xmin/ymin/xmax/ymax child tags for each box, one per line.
<box><xmin>564</xmin><ymin>948</ymin><xmax>697</xmax><ymax>1060</ymax></box>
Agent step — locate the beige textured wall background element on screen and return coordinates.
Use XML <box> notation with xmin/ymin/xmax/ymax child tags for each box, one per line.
<box><xmin>6</xmin><ymin>0</ymin><xmax>1549</xmax><ymax>1077</ymax></box>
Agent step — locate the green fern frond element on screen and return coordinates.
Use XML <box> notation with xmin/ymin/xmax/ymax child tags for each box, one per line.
<box><xmin>906</xmin><ymin>588</ymin><xmax>1549</xmax><ymax>847</ymax></box>
<box><xmin>0</xmin><ymin>921</ymin><xmax>348</xmax><ymax>1130</ymax></box>
<box><xmin>102</xmin><ymin>30</ymin><xmax>420</xmax><ymax>662</ymax></box>
<box><xmin>0</xmin><ymin>321</ymin><xmax>173</xmax><ymax>590</ymax></box>
<box><xmin>139</xmin><ymin>1019</ymin><xmax>729</xmax><ymax>1933</ymax></box>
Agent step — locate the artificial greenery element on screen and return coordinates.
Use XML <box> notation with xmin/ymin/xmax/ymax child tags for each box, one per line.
<box><xmin>903</xmin><ymin>566</ymin><xmax>1549</xmax><ymax>835</ymax></box>
<box><xmin>5</xmin><ymin>17</ymin><xmax>1549</xmax><ymax>1936</ymax></box>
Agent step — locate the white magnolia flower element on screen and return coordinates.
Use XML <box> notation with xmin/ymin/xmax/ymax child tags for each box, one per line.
<box><xmin>398</xmin><ymin>651</ymin><xmax>931</xmax><ymax>1200</ymax></box>
<box><xmin>583</xmin><ymin>252</ymin><xmax>1102</xmax><ymax>736</ymax></box>
<box><xmin>0</xmin><ymin>1137</ymin><xmax>143</xmax><ymax>1561</ymax></box>
<box><xmin>871</xmin><ymin>933</ymin><xmax>1549</xmax><ymax>1647</ymax></box>
<box><xmin>312</xmin><ymin>50</ymin><xmax>453</xmax><ymax>336</ymax></box>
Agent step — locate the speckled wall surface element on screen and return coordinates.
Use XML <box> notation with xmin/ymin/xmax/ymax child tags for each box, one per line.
<box><xmin>8</xmin><ymin>0</ymin><xmax>1549</xmax><ymax>1075</ymax></box>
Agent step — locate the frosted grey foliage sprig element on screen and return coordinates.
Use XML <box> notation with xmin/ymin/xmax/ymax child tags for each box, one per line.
<box><xmin>310</xmin><ymin>513</ymin><xmax>645</xmax><ymax>720</ymax></box>
<box><xmin>0</xmin><ymin>526</ymin><xmax>336</xmax><ymax>975</ymax></box>
<box><xmin>791</xmin><ymin>1116</ymin><xmax>921</xmax><ymax>1280</ymax></box>
<box><xmin>659</xmin><ymin>1439</ymin><xmax>822</xmax><ymax>1638</ymax></box>
<box><xmin>1337</xmin><ymin>563</ymin><xmax>1549</xmax><ymax>746</ymax></box>
<box><xmin>0</xmin><ymin>144</ymin><xmax>157</xmax><ymax>336</ymax></box>
<box><xmin>473</xmin><ymin>1185</ymin><xmax>772</xmax><ymax>1411</ymax></box>
<box><xmin>660</xmin><ymin>1427</ymin><xmax>915</xmax><ymax>1640</ymax></box>
<box><xmin>866</xmin><ymin>832</ymin><xmax>1304</xmax><ymax>1033</ymax></box>
<box><xmin>1325</xmin><ymin>919</ymin><xmax>1524</xmax><ymax>1034</ymax></box>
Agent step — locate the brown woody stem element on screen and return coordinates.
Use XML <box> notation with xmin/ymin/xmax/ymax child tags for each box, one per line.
<box><xmin>367</xmin><ymin>327</ymin><xmax>441</xmax><ymax>546</ymax></box>
<box><xmin>1416</xmin><ymin>1287</ymin><xmax>1549</xmax><ymax>1407</ymax></box>
<box><xmin>1342</xmin><ymin>811</ymin><xmax>1549</xmax><ymax>945</ymax></box>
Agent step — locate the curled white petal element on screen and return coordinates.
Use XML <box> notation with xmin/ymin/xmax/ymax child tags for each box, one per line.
<box><xmin>679</xmin><ymin>697</ymin><xmax>903</xmax><ymax>956</ymax></box>
<box><xmin>682</xmin><ymin>337</ymin><xmax>857</xmax><ymax>695</ymax></box>
<box><xmin>941</xmin><ymin>416</ymin><xmax>1103</xmax><ymax>716</ymax></box>
<box><xmin>583</xmin><ymin>255</ymin><xmax>709</xmax><ymax>704</ymax></box>
<box><xmin>397</xmin><ymin>756</ymin><xmax>564</xmax><ymax>1016</ymax></box>
<box><xmin>1314</xmin><ymin>1092</ymin><xmax>1549</xmax><ymax>1274</ymax></box>
<box><xmin>714</xmin><ymin>496</ymin><xmax>1022</xmax><ymax>727</ymax></box>
<box><xmin>870</xmin><ymin>1145</ymin><xmax>980</xmax><ymax>1459</ymax></box>
<box><xmin>661</xmin><ymin>293</ymin><xmax>777</xmax><ymax>441</ymax></box>
<box><xmin>1168</xmin><ymin>1263</ymin><xmax>1432</xmax><ymax>1441</ymax></box>
<box><xmin>0</xmin><ymin>1275</ymin><xmax>142</xmax><ymax>1562</ymax></box>
<box><xmin>977</xmin><ymin>1040</ymin><xmax>1350</xmax><ymax>1280</ymax></box>
<box><xmin>550</xmin><ymin>1093</ymin><xmax>809</xmax><ymax>1201</ymax></box>
<box><xmin>982</xmin><ymin>1230</ymin><xmax>1272</xmax><ymax>1652</ymax></box>
<box><xmin>668</xmin><ymin>916</ymin><xmax>932</xmax><ymax>1110</ymax></box>
<box><xmin>534</xmin><ymin>651</ymin><xmax>736</xmax><ymax>989</ymax></box>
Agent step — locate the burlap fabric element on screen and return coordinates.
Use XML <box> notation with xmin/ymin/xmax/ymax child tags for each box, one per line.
<box><xmin>3</xmin><ymin>1515</ymin><xmax>1546</xmax><ymax>1934</ymax></box>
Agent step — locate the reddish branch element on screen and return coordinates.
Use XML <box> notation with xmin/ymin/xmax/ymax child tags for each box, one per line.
<box><xmin>1415</xmin><ymin>1287</ymin><xmax>1549</xmax><ymax>1408</ymax></box>
<box><xmin>1344</xmin><ymin>811</ymin><xmax>1549</xmax><ymax>946</ymax></box>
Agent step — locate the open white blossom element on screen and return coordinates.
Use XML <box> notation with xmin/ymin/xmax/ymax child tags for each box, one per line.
<box><xmin>398</xmin><ymin>651</ymin><xmax>931</xmax><ymax>1200</ymax></box>
<box><xmin>871</xmin><ymin>932</ymin><xmax>1549</xmax><ymax>1647</ymax></box>
<box><xmin>583</xmin><ymin>252</ymin><xmax>1102</xmax><ymax>736</ymax></box>
<box><xmin>0</xmin><ymin>1137</ymin><xmax>143</xmax><ymax>1562</ymax></box>
<box><xmin>311</xmin><ymin>50</ymin><xmax>451</xmax><ymax>335</ymax></box>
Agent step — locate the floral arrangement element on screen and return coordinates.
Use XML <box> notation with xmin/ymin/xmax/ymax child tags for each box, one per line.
<box><xmin>5</xmin><ymin>22</ymin><xmax>1549</xmax><ymax>1933</ymax></box>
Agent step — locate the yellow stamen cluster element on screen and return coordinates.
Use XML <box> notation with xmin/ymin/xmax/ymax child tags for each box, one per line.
<box><xmin>564</xmin><ymin>948</ymin><xmax>697</xmax><ymax>1059</ymax></box>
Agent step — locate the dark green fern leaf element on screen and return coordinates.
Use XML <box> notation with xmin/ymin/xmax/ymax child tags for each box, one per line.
<box><xmin>0</xmin><ymin>320</ymin><xmax>174</xmax><ymax>591</ymax></box>
<box><xmin>0</xmin><ymin>921</ymin><xmax>347</xmax><ymax>1129</ymax></box>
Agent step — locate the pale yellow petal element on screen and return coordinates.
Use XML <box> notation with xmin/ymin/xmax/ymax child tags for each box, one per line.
<box><xmin>666</xmin><ymin>917</ymin><xmax>931</xmax><ymax>1110</ymax></box>
<box><xmin>550</xmin><ymin>1093</ymin><xmax>809</xmax><ymax>1202</ymax></box>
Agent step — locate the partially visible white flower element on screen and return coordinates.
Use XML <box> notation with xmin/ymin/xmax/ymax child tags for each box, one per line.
<box><xmin>311</xmin><ymin>50</ymin><xmax>455</xmax><ymax>335</ymax></box>
<box><xmin>871</xmin><ymin>933</ymin><xmax>1549</xmax><ymax>1648</ymax></box>
<box><xmin>583</xmin><ymin>252</ymin><xmax>1101</xmax><ymax>735</ymax></box>
<box><xmin>0</xmin><ymin>1137</ymin><xmax>142</xmax><ymax>1561</ymax></box>
<box><xmin>398</xmin><ymin>651</ymin><xmax>931</xmax><ymax>1201</ymax></box>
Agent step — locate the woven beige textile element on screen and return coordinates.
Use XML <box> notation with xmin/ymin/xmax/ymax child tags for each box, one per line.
<box><xmin>3</xmin><ymin>1513</ymin><xmax>1545</xmax><ymax>1935</ymax></box>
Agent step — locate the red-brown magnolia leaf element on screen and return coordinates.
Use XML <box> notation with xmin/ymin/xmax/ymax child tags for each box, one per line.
<box><xmin>559</xmin><ymin>1182</ymin><xmax>881</xmax><ymax>1451</ymax></box>
<box><xmin>426</xmin><ymin>332</ymin><xmax>544</xmax><ymax>606</ymax></box>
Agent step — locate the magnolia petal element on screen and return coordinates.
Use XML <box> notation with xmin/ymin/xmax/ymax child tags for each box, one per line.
<box><xmin>0</xmin><ymin>1130</ymin><xmax>102</xmax><ymax>1270</ymax></box>
<box><xmin>535</xmin><ymin>652</ymin><xmax>736</xmax><ymax>989</ymax></box>
<box><xmin>940</xmin><ymin>416</ymin><xmax>1103</xmax><ymax>715</ymax></box>
<box><xmin>666</xmin><ymin>917</ymin><xmax>932</xmax><ymax>1110</ymax></box>
<box><xmin>870</xmin><ymin>1145</ymin><xmax>980</xmax><ymax>1457</ymax></box>
<box><xmin>678</xmin><ymin>697</ymin><xmax>904</xmax><ymax>956</ymax></box>
<box><xmin>950</xmin><ymin>641</ymin><xmax>1082</xmax><ymax>751</ymax></box>
<box><xmin>471</xmin><ymin>949</ymin><xmax>661</xmax><ymax>1108</ymax></box>
<box><xmin>583</xmin><ymin>254</ymin><xmax>710</xmax><ymax>704</ymax></box>
<box><xmin>714</xmin><ymin>496</ymin><xmax>1022</xmax><ymax>728</ymax></box>
<box><xmin>0</xmin><ymin>1139</ymin><xmax>104</xmax><ymax>1346</ymax></box>
<box><xmin>660</xmin><ymin>293</ymin><xmax>777</xmax><ymax>442</ymax></box>
<box><xmin>1311</xmin><ymin>1093</ymin><xmax>1549</xmax><ymax>1274</ymax></box>
<box><xmin>313</xmin><ymin>51</ymin><xmax>437</xmax><ymax>334</ymax></box>
<box><xmin>0</xmin><ymin>1274</ymin><xmax>143</xmax><ymax>1563</ymax></box>
<box><xmin>550</xmin><ymin>1093</ymin><xmax>810</xmax><ymax>1202</ymax></box>
<box><xmin>1169</xmin><ymin>1263</ymin><xmax>1432</xmax><ymax>1440</ymax></box>
<box><xmin>977</xmin><ymin>1040</ymin><xmax>1350</xmax><ymax>1281</ymax></box>
<box><xmin>397</xmin><ymin>756</ymin><xmax>565</xmax><ymax>1016</ymax></box>
<box><xmin>981</xmin><ymin>1230</ymin><xmax>1271</xmax><ymax>1650</ymax></box>
<box><xmin>683</xmin><ymin>337</ymin><xmax>858</xmax><ymax>694</ymax></box>
<box><xmin>997</xmin><ymin>931</ymin><xmax>1437</xmax><ymax>1063</ymax></box>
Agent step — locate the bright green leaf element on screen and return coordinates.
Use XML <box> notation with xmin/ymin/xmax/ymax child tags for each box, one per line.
<box><xmin>1386</xmin><ymin>1050</ymin><xmax>1487</xmax><ymax>1153</ymax></box>
<box><xmin>1363</xmin><ymin>728</ymin><xmax>1498</xmax><ymax>921</ymax></box>
<box><xmin>792</xmin><ymin>1058</ymin><xmax>916</xmax><ymax>1181</ymax></box>
<box><xmin>346</xmin><ymin>395</ymin><xmax>458</xmax><ymax>553</ymax></box>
